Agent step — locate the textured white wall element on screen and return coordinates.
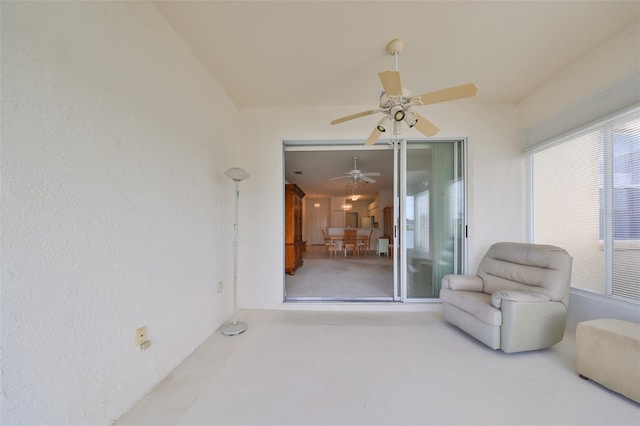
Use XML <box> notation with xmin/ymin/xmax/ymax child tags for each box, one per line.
<box><xmin>1</xmin><ymin>2</ymin><xmax>237</xmax><ymax>425</ymax></box>
<box><xmin>518</xmin><ymin>20</ymin><xmax>640</xmax><ymax>146</ymax></box>
<box><xmin>237</xmin><ymin>104</ymin><xmax>525</xmax><ymax>309</ymax></box>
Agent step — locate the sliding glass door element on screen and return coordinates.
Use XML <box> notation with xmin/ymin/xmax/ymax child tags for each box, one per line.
<box><xmin>282</xmin><ymin>139</ymin><xmax>465</xmax><ymax>302</ymax></box>
<box><xmin>399</xmin><ymin>140</ymin><xmax>466</xmax><ymax>301</ymax></box>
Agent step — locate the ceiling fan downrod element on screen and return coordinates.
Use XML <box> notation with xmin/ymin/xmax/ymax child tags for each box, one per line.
<box><xmin>386</xmin><ymin>38</ymin><xmax>405</xmax><ymax>71</ymax></box>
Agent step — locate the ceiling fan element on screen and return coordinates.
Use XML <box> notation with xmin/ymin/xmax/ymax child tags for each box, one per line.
<box><xmin>330</xmin><ymin>38</ymin><xmax>478</xmax><ymax>145</ymax></box>
<box><xmin>330</xmin><ymin>156</ymin><xmax>381</xmax><ymax>183</ymax></box>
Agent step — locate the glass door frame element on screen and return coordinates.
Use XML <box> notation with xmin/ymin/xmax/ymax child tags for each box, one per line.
<box><xmin>283</xmin><ymin>141</ymin><xmax>397</xmax><ymax>303</ymax></box>
<box><xmin>282</xmin><ymin>137</ymin><xmax>467</xmax><ymax>303</ymax></box>
<box><xmin>397</xmin><ymin>137</ymin><xmax>468</xmax><ymax>302</ymax></box>
<box><xmin>393</xmin><ymin>138</ymin><xmax>401</xmax><ymax>301</ymax></box>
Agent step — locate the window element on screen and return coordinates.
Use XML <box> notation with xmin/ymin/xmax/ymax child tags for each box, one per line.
<box><xmin>530</xmin><ymin>107</ymin><xmax>640</xmax><ymax>303</ymax></box>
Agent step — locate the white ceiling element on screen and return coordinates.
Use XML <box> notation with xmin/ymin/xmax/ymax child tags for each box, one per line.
<box><xmin>155</xmin><ymin>1</ymin><xmax>638</xmax><ymax>107</ymax></box>
<box><xmin>284</xmin><ymin>148</ymin><xmax>396</xmax><ymax>201</ymax></box>
<box><xmin>154</xmin><ymin>1</ymin><xmax>639</xmax><ymax>199</ymax></box>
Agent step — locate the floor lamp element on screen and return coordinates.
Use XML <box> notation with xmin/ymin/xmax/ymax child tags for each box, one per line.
<box><xmin>222</xmin><ymin>167</ymin><xmax>249</xmax><ymax>336</ymax></box>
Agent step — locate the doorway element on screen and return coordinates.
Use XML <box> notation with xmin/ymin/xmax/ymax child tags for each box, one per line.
<box><xmin>346</xmin><ymin>212</ymin><xmax>358</xmax><ymax>228</ymax></box>
<box><xmin>283</xmin><ymin>140</ymin><xmax>466</xmax><ymax>302</ymax></box>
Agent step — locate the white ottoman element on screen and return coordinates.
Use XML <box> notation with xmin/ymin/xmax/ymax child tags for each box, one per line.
<box><xmin>576</xmin><ymin>319</ymin><xmax>640</xmax><ymax>403</ymax></box>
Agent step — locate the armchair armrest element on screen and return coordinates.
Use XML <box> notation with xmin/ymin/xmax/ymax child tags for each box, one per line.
<box><xmin>441</xmin><ymin>274</ymin><xmax>483</xmax><ymax>292</ymax></box>
<box><xmin>491</xmin><ymin>290</ymin><xmax>551</xmax><ymax>309</ymax></box>
<box><xmin>500</xmin><ymin>299</ymin><xmax>568</xmax><ymax>353</ymax></box>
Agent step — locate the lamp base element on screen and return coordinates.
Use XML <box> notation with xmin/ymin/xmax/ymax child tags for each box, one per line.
<box><xmin>222</xmin><ymin>321</ymin><xmax>248</xmax><ymax>336</ymax></box>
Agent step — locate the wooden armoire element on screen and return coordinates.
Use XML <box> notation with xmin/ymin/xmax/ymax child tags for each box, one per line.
<box><xmin>285</xmin><ymin>184</ymin><xmax>305</xmax><ymax>275</ymax></box>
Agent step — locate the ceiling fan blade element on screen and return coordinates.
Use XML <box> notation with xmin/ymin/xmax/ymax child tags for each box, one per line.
<box><xmin>365</xmin><ymin>127</ymin><xmax>383</xmax><ymax>146</ymax></box>
<box><xmin>329</xmin><ymin>175</ymin><xmax>351</xmax><ymax>181</ymax></box>
<box><xmin>361</xmin><ymin>172</ymin><xmax>381</xmax><ymax>177</ymax></box>
<box><xmin>331</xmin><ymin>109</ymin><xmax>378</xmax><ymax>125</ymax></box>
<box><xmin>378</xmin><ymin>71</ymin><xmax>403</xmax><ymax>97</ymax></box>
<box><xmin>415</xmin><ymin>83</ymin><xmax>478</xmax><ymax>106</ymax></box>
<box><xmin>360</xmin><ymin>176</ymin><xmax>376</xmax><ymax>183</ymax></box>
<box><xmin>413</xmin><ymin>113</ymin><xmax>440</xmax><ymax>137</ymax></box>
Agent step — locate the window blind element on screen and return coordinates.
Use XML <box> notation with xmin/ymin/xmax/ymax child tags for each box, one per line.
<box><xmin>530</xmin><ymin>107</ymin><xmax>640</xmax><ymax>303</ymax></box>
<box><xmin>610</xmin><ymin>114</ymin><xmax>640</xmax><ymax>301</ymax></box>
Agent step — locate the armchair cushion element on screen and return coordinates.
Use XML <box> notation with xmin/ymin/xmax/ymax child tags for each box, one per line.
<box><xmin>490</xmin><ymin>290</ymin><xmax>552</xmax><ymax>309</ymax></box>
<box><xmin>440</xmin><ymin>289</ymin><xmax>501</xmax><ymax>326</ymax></box>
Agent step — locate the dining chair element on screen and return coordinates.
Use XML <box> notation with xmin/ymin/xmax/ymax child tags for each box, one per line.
<box><xmin>358</xmin><ymin>229</ymin><xmax>373</xmax><ymax>255</ymax></box>
<box><xmin>342</xmin><ymin>229</ymin><xmax>359</xmax><ymax>257</ymax></box>
<box><xmin>322</xmin><ymin>229</ymin><xmax>336</xmax><ymax>256</ymax></box>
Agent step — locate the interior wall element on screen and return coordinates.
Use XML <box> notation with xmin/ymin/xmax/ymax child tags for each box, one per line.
<box><xmin>518</xmin><ymin>20</ymin><xmax>640</xmax><ymax>147</ymax></box>
<box><xmin>237</xmin><ymin>103</ymin><xmax>524</xmax><ymax>310</ymax></box>
<box><xmin>303</xmin><ymin>196</ymin><xmax>330</xmax><ymax>244</ymax></box>
<box><xmin>1</xmin><ymin>2</ymin><xmax>238</xmax><ymax>425</ymax></box>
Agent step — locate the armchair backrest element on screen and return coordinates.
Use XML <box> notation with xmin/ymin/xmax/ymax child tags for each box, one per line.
<box><xmin>477</xmin><ymin>242</ymin><xmax>572</xmax><ymax>307</ymax></box>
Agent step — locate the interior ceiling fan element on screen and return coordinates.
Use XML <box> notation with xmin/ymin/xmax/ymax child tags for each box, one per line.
<box><xmin>330</xmin><ymin>156</ymin><xmax>381</xmax><ymax>183</ymax></box>
<box><xmin>330</xmin><ymin>38</ymin><xmax>478</xmax><ymax>145</ymax></box>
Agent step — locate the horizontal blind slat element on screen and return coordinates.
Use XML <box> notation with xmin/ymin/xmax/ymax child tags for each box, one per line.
<box><xmin>532</xmin><ymin>109</ymin><xmax>640</xmax><ymax>304</ymax></box>
<box><xmin>610</xmin><ymin>115</ymin><xmax>640</xmax><ymax>302</ymax></box>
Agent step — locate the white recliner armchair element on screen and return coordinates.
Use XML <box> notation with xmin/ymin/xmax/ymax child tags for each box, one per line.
<box><xmin>439</xmin><ymin>242</ymin><xmax>572</xmax><ymax>353</ymax></box>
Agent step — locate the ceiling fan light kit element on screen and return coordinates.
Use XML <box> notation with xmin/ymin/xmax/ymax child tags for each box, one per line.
<box><xmin>377</xmin><ymin>117</ymin><xmax>388</xmax><ymax>132</ymax></box>
<box><xmin>404</xmin><ymin>111</ymin><xmax>418</xmax><ymax>128</ymax></box>
<box><xmin>330</xmin><ymin>38</ymin><xmax>478</xmax><ymax>145</ymax></box>
<box><xmin>390</xmin><ymin>104</ymin><xmax>405</xmax><ymax>121</ymax></box>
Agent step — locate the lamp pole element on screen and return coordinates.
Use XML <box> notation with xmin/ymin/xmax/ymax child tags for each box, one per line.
<box><xmin>222</xmin><ymin>168</ymin><xmax>249</xmax><ymax>336</ymax></box>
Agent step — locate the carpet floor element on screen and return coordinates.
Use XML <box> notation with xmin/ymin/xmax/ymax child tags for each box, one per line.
<box><xmin>285</xmin><ymin>245</ymin><xmax>394</xmax><ymax>299</ymax></box>
<box><xmin>115</xmin><ymin>309</ymin><xmax>640</xmax><ymax>426</ymax></box>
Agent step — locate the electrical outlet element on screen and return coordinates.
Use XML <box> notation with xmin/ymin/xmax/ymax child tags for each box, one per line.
<box><xmin>217</xmin><ymin>281</ymin><xmax>223</xmax><ymax>293</ymax></box>
<box><xmin>136</xmin><ymin>326</ymin><xmax>147</xmax><ymax>346</ymax></box>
